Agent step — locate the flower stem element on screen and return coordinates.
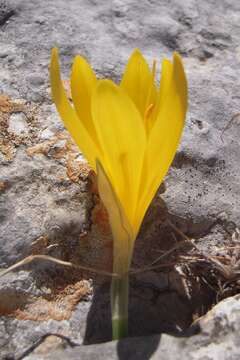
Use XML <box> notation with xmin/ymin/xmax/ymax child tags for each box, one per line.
<box><xmin>111</xmin><ymin>273</ymin><xmax>129</xmax><ymax>340</ymax></box>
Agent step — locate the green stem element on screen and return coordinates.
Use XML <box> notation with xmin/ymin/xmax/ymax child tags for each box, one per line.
<box><xmin>111</xmin><ymin>273</ymin><xmax>129</xmax><ymax>340</ymax></box>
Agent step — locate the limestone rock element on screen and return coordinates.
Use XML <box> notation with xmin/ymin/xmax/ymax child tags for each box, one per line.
<box><xmin>24</xmin><ymin>296</ymin><xmax>240</xmax><ymax>360</ymax></box>
<box><xmin>0</xmin><ymin>0</ymin><xmax>240</xmax><ymax>359</ymax></box>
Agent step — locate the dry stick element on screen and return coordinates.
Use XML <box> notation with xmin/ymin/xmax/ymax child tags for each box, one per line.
<box><xmin>180</xmin><ymin>253</ymin><xmax>240</xmax><ymax>280</ymax></box>
<box><xmin>0</xmin><ymin>221</ymin><xmax>197</xmax><ymax>279</ymax></box>
<box><xmin>136</xmin><ymin>218</ymin><xmax>240</xmax><ymax>280</ymax></box>
<box><xmin>131</xmin><ymin>262</ymin><xmax>182</xmax><ymax>274</ymax></box>
<box><xmin>130</xmin><ymin>240</ymin><xmax>191</xmax><ymax>275</ymax></box>
<box><xmin>217</xmin><ymin>246</ymin><xmax>240</xmax><ymax>250</ymax></box>
<box><xmin>165</xmin><ymin>219</ymin><xmax>194</xmax><ymax>243</ymax></box>
<box><xmin>171</xmin><ymin>232</ymin><xmax>178</xmax><ymax>244</ymax></box>
<box><xmin>206</xmin><ymin>256</ymin><xmax>240</xmax><ymax>280</ymax></box>
<box><xmin>130</xmin><ymin>220</ymin><xmax>196</xmax><ymax>275</ymax></box>
<box><xmin>0</xmin><ymin>254</ymin><xmax>118</xmax><ymax>278</ymax></box>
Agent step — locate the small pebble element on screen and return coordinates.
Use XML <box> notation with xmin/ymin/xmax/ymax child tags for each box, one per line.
<box><xmin>40</xmin><ymin>128</ymin><xmax>54</xmax><ymax>140</ymax></box>
<box><xmin>8</xmin><ymin>113</ymin><xmax>29</xmax><ymax>135</ymax></box>
<box><xmin>27</xmin><ymin>74</ymin><xmax>45</xmax><ymax>87</ymax></box>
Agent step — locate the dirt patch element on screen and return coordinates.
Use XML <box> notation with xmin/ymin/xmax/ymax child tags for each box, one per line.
<box><xmin>14</xmin><ymin>279</ymin><xmax>90</xmax><ymax>321</ymax></box>
<box><xmin>0</xmin><ymin>94</ymin><xmax>39</xmax><ymax>161</ymax></box>
<box><xmin>0</xmin><ymin>266</ymin><xmax>91</xmax><ymax>321</ymax></box>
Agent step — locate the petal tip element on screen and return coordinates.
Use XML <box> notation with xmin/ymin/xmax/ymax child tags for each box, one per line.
<box><xmin>173</xmin><ymin>52</ymin><xmax>188</xmax><ymax>114</ymax></box>
<box><xmin>131</xmin><ymin>47</ymin><xmax>144</xmax><ymax>59</ymax></box>
<box><xmin>51</xmin><ymin>47</ymin><xmax>58</xmax><ymax>61</ymax></box>
<box><xmin>173</xmin><ymin>51</ymin><xmax>183</xmax><ymax>65</ymax></box>
<box><xmin>96</xmin><ymin>79</ymin><xmax>117</xmax><ymax>93</ymax></box>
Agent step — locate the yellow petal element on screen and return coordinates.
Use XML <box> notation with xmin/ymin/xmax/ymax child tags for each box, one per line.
<box><xmin>92</xmin><ymin>80</ymin><xmax>146</xmax><ymax>228</ymax></box>
<box><xmin>71</xmin><ymin>55</ymin><xmax>100</xmax><ymax>146</ymax></box>
<box><xmin>96</xmin><ymin>160</ymin><xmax>134</xmax><ymax>275</ymax></box>
<box><xmin>145</xmin><ymin>58</ymin><xmax>173</xmax><ymax>133</ymax></box>
<box><xmin>50</xmin><ymin>48</ymin><xmax>99</xmax><ymax>170</ymax></box>
<box><xmin>135</xmin><ymin>52</ymin><xmax>187</xmax><ymax>230</ymax></box>
<box><xmin>120</xmin><ymin>49</ymin><xmax>157</xmax><ymax>119</ymax></box>
<box><xmin>158</xmin><ymin>58</ymin><xmax>173</xmax><ymax>107</ymax></box>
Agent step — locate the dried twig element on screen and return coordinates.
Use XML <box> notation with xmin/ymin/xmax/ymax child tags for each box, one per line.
<box><xmin>131</xmin><ymin>262</ymin><xmax>182</xmax><ymax>274</ymax></box>
<box><xmin>165</xmin><ymin>219</ymin><xmax>192</xmax><ymax>242</ymax></box>
<box><xmin>0</xmin><ymin>254</ymin><xmax>118</xmax><ymax>278</ymax></box>
<box><xmin>130</xmin><ymin>220</ymin><xmax>196</xmax><ymax>275</ymax></box>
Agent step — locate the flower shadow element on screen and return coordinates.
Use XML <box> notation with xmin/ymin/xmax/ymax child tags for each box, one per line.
<box><xmin>83</xmin><ymin>192</ymin><xmax>214</xmax><ymax>357</ymax></box>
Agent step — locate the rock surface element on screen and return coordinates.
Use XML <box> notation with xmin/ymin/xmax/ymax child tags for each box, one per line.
<box><xmin>0</xmin><ymin>0</ymin><xmax>240</xmax><ymax>359</ymax></box>
<box><xmin>24</xmin><ymin>295</ymin><xmax>240</xmax><ymax>360</ymax></box>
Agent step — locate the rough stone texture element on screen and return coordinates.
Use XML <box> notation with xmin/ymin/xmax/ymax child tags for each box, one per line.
<box><xmin>24</xmin><ymin>295</ymin><xmax>240</xmax><ymax>360</ymax></box>
<box><xmin>0</xmin><ymin>270</ymin><xmax>92</xmax><ymax>359</ymax></box>
<box><xmin>0</xmin><ymin>0</ymin><xmax>240</xmax><ymax>359</ymax></box>
<box><xmin>0</xmin><ymin>0</ymin><xmax>14</xmax><ymax>26</ymax></box>
<box><xmin>8</xmin><ymin>112</ymin><xmax>29</xmax><ymax>135</ymax></box>
<box><xmin>0</xmin><ymin>0</ymin><xmax>239</xmax><ymax>264</ymax></box>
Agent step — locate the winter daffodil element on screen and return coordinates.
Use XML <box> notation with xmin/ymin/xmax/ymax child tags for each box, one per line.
<box><xmin>50</xmin><ymin>48</ymin><xmax>187</xmax><ymax>339</ymax></box>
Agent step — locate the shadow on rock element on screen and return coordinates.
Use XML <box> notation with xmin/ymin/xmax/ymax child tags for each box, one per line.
<box><xmin>84</xmin><ymin>281</ymin><xmax>161</xmax><ymax>359</ymax></box>
<box><xmin>84</xmin><ymin>280</ymin><xmax>199</xmax><ymax>343</ymax></box>
<box><xmin>83</xmin><ymin>193</ymin><xmax>216</xmax><ymax>358</ymax></box>
<box><xmin>84</xmin><ymin>276</ymin><xmax>201</xmax><ymax>360</ymax></box>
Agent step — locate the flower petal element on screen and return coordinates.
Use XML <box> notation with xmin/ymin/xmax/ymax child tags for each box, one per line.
<box><xmin>92</xmin><ymin>79</ymin><xmax>146</xmax><ymax>229</ymax></box>
<box><xmin>50</xmin><ymin>48</ymin><xmax>99</xmax><ymax>170</ymax></box>
<box><xmin>71</xmin><ymin>55</ymin><xmax>100</xmax><ymax>146</ymax></box>
<box><xmin>120</xmin><ymin>49</ymin><xmax>157</xmax><ymax>119</ymax></box>
<box><xmin>96</xmin><ymin>160</ymin><xmax>134</xmax><ymax>274</ymax></box>
<box><xmin>136</xmin><ymin>52</ymin><xmax>187</xmax><ymax>229</ymax></box>
<box><xmin>146</xmin><ymin>58</ymin><xmax>173</xmax><ymax>133</ymax></box>
<box><xmin>158</xmin><ymin>58</ymin><xmax>173</xmax><ymax>106</ymax></box>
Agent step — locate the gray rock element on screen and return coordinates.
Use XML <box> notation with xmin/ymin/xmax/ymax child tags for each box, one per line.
<box><xmin>0</xmin><ymin>0</ymin><xmax>15</xmax><ymax>26</ymax></box>
<box><xmin>24</xmin><ymin>295</ymin><xmax>240</xmax><ymax>360</ymax></box>
<box><xmin>26</xmin><ymin>75</ymin><xmax>45</xmax><ymax>87</ymax></box>
<box><xmin>0</xmin><ymin>43</ymin><xmax>16</xmax><ymax>58</ymax></box>
<box><xmin>1</xmin><ymin>0</ymin><xmax>238</xmax><ymax>246</ymax></box>
<box><xmin>0</xmin><ymin>271</ymin><xmax>91</xmax><ymax>359</ymax></box>
<box><xmin>0</xmin><ymin>0</ymin><xmax>240</xmax><ymax>359</ymax></box>
<box><xmin>39</xmin><ymin>128</ymin><xmax>54</xmax><ymax>141</ymax></box>
<box><xmin>0</xmin><ymin>149</ymin><xmax>90</xmax><ymax>265</ymax></box>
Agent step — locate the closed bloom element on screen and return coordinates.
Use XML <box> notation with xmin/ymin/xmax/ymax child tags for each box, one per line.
<box><xmin>50</xmin><ymin>48</ymin><xmax>187</xmax><ymax>338</ymax></box>
<box><xmin>50</xmin><ymin>48</ymin><xmax>187</xmax><ymax>272</ymax></box>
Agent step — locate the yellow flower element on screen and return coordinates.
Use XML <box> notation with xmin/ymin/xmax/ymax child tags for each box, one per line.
<box><xmin>50</xmin><ymin>48</ymin><xmax>187</xmax><ymax>277</ymax></box>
